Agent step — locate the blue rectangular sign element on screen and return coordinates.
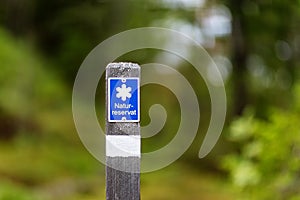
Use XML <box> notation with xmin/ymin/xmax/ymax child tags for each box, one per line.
<box><xmin>108</xmin><ymin>78</ymin><xmax>140</xmax><ymax>122</ymax></box>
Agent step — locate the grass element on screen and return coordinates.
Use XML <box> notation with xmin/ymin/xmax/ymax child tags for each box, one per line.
<box><xmin>141</xmin><ymin>163</ymin><xmax>235</xmax><ymax>200</ymax></box>
<box><xmin>0</xmin><ymin>131</ymin><xmax>236</xmax><ymax>200</ymax></box>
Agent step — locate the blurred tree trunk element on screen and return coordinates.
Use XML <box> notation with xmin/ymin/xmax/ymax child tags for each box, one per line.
<box><xmin>0</xmin><ymin>0</ymin><xmax>33</xmax><ymax>36</ymax></box>
<box><xmin>228</xmin><ymin>0</ymin><xmax>248</xmax><ymax>115</ymax></box>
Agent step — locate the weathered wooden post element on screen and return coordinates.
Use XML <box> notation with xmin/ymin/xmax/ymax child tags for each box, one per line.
<box><xmin>106</xmin><ymin>62</ymin><xmax>140</xmax><ymax>200</ymax></box>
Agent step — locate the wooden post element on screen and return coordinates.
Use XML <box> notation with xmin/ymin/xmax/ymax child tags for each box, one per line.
<box><xmin>106</xmin><ymin>62</ymin><xmax>140</xmax><ymax>200</ymax></box>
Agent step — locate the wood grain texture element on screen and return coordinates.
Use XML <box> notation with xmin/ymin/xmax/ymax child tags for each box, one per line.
<box><xmin>106</xmin><ymin>63</ymin><xmax>140</xmax><ymax>200</ymax></box>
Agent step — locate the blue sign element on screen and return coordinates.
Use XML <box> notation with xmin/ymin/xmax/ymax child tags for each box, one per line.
<box><xmin>108</xmin><ymin>78</ymin><xmax>140</xmax><ymax>122</ymax></box>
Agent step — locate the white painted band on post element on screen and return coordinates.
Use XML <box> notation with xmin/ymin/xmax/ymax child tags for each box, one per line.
<box><xmin>106</xmin><ymin>135</ymin><xmax>141</xmax><ymax>157</ymax></box>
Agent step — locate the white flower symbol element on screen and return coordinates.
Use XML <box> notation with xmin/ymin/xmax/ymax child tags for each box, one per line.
<box><xmin>116</xmin><ymin>84</ymin><xmax>132</xmax><ymax>101</ymax></box>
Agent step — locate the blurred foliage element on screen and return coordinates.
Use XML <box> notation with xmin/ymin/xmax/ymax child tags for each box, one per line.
<box><xmin>0</xmin><ymin>27</ymin><xmax>68</xmax><ymax>139</ymax></box>
<box><xmin>223</xmin><ymin>84</ymin><xmax>300</xmax><ymax>199</ymax></box>
<box><xmin>0</xmin><ymin>27</ymin><xmax>103</xmax><ymax>199</ymax></box>
<box><xmin>223</xmin><ymin>0</ymin><xmax>300</xmax><ymax>116</ymax></box>
<box><xmin>0</xmin><ymin>0</ymin><xmax>168</xmax><ymax>83</ymax></box>
<box><xmin>1</xmin><ymin>0</ymin><xmax>300</xmax><ymax>199</ymax></box>
<box><xmin>0</xmin><ymin>23</ymin><xmax>235</xmax><ymax>199</ymax></box>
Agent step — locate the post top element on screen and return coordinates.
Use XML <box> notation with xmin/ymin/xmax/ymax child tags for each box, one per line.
<box><xmin>106</xmin><ymin>62</ymin><xmax>140</xmax><ymax>69</ymax></box>
<box><xmin>106</xmin><ymin>62</ymin><xmax>140</xmax><ymax>78</ymax></box>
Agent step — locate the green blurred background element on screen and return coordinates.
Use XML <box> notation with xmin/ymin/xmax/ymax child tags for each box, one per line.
<box><xmin>1</xmin><ymin>0</ymin><xmax>300</xmax><ymax>199</ymax></box>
